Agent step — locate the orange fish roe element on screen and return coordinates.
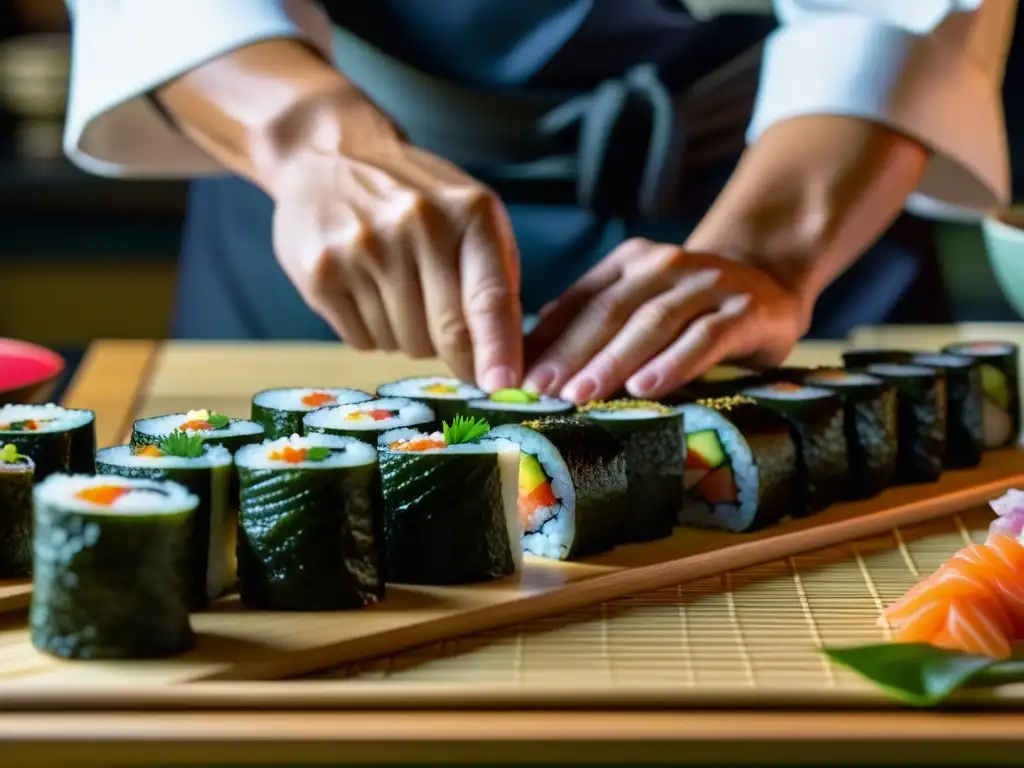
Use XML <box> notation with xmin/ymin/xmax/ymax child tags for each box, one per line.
<box><xmin>344</xmin><ymin>409</ymin><xmax>393</xmax><ymax>422</ymax></box>
<box><xmin>268</xmin><ymin>445</ymin><xmax>308</xmax><ymax>463</ymax></box>
<box><xmin>0</xmin><ymin>419</ymin><xmax>40</xmax><ymax>431</ymax></box>
<box><xmin>179</xmin><ymin>420</ymin><xmax>212</xmax><ymax>431</ymax></box>
<box><xmin>301</xmin><ymin>391</ymin><xmax>337</xmax><ymax>408</ymax></box>
<box><xmin>771</xmin><ymin>382</ymin><xmax>803</xmax><ymax>392</ymax></box>
<box><xmin>75</xmin><ymin>485</ymin><xmax>133</xmax><ymax>506</ymax></box>
<box><xmin>135</xmin><ymin>445</ymin><xmax>163</xmax><ymax>458</ymax></box>
<box><xmin>390</xmin><ymin>438</ymin><xmax>445</xmax><ymax>452</ymax></box>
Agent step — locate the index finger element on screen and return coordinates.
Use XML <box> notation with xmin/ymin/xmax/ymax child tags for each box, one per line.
<box><xmin>458</xmin><ymin>191</ymin><xmax>523</xmax><ymax>392</ymax></box>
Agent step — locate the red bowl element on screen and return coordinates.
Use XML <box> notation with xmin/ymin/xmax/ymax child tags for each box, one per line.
<box><xmin>0</xmin><ymin>338</ymin><xmax>65</xmax><ymax>406</ymax></box>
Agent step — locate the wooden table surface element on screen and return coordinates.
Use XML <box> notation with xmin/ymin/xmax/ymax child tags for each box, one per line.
<box><xmin>6</xmin><ymin>326</ymin><xmax>1024</xmax><ymax>766</ymax></box>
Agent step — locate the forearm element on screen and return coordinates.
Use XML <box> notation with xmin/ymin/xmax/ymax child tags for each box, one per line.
<box><xmin>155</xmin><ymin>39</ymin><xmax>399</xmax><ymax>195</ymax></box>
<box><xmin>685</xmin><ymin>115</ymin><xmax>929</xmax><ymax>322</ymax></box>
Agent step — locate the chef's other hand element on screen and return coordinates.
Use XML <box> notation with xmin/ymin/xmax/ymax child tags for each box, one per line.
<box><xmin>522</xmin><ymin>238</ymin><xmax>809</xmax><ymax>402</ymax></box>
<box><xmin>267</xmin><ymin>94</ymin><xmax>523</xmax><ymax>392</ymax></box>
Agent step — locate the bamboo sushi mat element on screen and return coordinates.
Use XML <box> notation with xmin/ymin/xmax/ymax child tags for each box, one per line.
<box><xmin>10</xmin><ymin>327</ymin><xmax>1023</xmax><ymax>705</ymax></box>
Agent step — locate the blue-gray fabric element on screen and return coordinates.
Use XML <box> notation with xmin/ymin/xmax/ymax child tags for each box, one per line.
<box><xmin>174</xmin><ymin>1</ymin><xmax>943</xmax><ymax>341</ymax></box>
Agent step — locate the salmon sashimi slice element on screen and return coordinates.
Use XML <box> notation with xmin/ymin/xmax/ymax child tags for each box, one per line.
<box><xmin>933</xmin><ymin>597</ymin><xmax>1013</xmax><ymax>660</ymax></box>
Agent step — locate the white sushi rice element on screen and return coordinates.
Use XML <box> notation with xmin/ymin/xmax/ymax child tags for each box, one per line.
<box><xmin>252</xmin><ymin>387</ymin><xmax>372</xmax><ymax>412</ymax></box>
<box><xmin>466</xmin><ymin>395</ymin><xmax>571</xmax><ymax>414</ymax></box>
<box><xmin>677</xmin><ymin>404</ymin><xmax>760</xmax><ymax>533</ymax></box>
<box><xmin>95</xmin><ymin>443</ymin><xmax>233</xmax><ymax>470</ymax></box>
<box><xmin>134</xmin><ymin>411</ymin><xmax>264</xmax><ymax>440</ymax></box>
<box><xmin>866</xmin><ymin>363</ymin><xmax>937</xmax><ymax>378</ymax></box>
<box><xmin>946</xmin><ymin>342</ymin><xmax>1016</xmax><ymax>357</ymax></box>
<box><xmin>34</xmin><ymin>473</ymin><xmax>199</xmax><ymax>515</ymax></box>
<box><xmin>303</xmin><ymin>397</ymin><xmax>434</xmax><ymax>432</ymax></box>
<box><xmin>583</xmin><ymin>407</ymin><xmax>666</xmax><ymax>420</ymax></box>
<box><xmin>378</xmin><ymin>376</ymin><xmax>485</xmax><ymax>401</ymax></box>
<box><xmin>381</xmin><ymin>430</ymin><xmax>523</xmax><ymax>570</ymax></box>
<box><xmin>489</xmin><ymin>423</ymin><xmax>577</xmax><ymax>560</ymax></box>
<box><xmin>804</xmin><ymin>372</ymin><xmax>883</xmax><ymax>388</ymax></box>
<box><xmin>912</xmin><ymin>354</ymin><xmax>973</xmax><ymax>369</ymax></box>
<box><xmin>0</xmin><ymin>403</ymin><xmax>93</xmax><ymax>433</ymax></box>
<box><xmin>742</xmin><ymin>384</ymin><xmax>834</xmax><ymax>402</ymax></box>
<box><xmin>235</xmin><ymin>433</ymin><xmax>377</xmax><ymax>470</ymax></box>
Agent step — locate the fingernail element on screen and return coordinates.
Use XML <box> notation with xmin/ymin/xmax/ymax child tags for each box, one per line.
<box><xmin>628</xmin><ymin>372</ymin><xmax>660</xmax><ymax>396</ymax></box>
<box><xmin>482</xmin><ymin>366</ymin><xmax>517</xmax><ymax>393</ymax></box>
<box><xmin>523</xmin><ymin>365</ymin><xmax>556</xmax><ymax>394</ymax></box>
<box><xmin>563</xmin><ymin>376</ymin><xmax>598</xmax><ymax>403</ymax></box>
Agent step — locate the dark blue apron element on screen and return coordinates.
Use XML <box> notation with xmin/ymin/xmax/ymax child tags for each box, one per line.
<box><xmin>172</xmin><ymin>0</ymin><xmax>947</xmax><ymax>340</ymax></box>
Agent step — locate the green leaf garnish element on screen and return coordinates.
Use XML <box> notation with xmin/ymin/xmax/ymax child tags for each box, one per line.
<box><xmin>0</xmin><ymin>443</ymin><xmax>27</xmax><ymax>464</ymax></box>
<box><xmin>823</xmin><ymin>643</ymin><xmax>1000</xmax><ymax>707</ymax></box>
<box><xmin>305</xmin><ymin>446</ymin><xmax>332</xmax><ymax>462</ymax></box>
<box><xmin>159</xmin><ymin>430</ymin><xmax>207</xmax><ymax>459</ymax></box>
<box><xmin>207</xmin><ymin>412</ymin><xmax>230</xmax><ymax>429</ymax></box>
<box><xmin>490</xmin><ymin>388</ymin><xmax>539</xmax><ymax>404</ymax></box>
<box><xmin>442</xmin><ymin>414</ymin><xmax>490</xmax><ymax>445</ymax></box>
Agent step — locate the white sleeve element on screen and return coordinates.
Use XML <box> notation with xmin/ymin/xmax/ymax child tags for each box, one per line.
<box><xmin>63</xmin><ymin>0</ymin><xmax>335</xmax><ymax>178</ymax></box>
<box><xmin>752</xmin><ymin>0</ymin><xmax>1017</xmax><ymax>214</ymax></box>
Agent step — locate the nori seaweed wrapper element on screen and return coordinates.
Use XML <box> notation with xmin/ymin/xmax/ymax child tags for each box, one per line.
<box><xmin>680</xmin><ymin>396</ymin><xmax>798</xmax><ymax>532</ymax></box>
<box><xmin>738</xmin><ymin>385</ymin><xmax>848</xmax><ymax>515</ymax></box>
<box><xmin>0</xmin><ymin>428</ymin><xmax>70</xmax><ymax>481</ymax></box>
<box><xmin>491</xmin><ymin>417</ymin><xmax>629</xmax><ymax>560</ymax></box>
<box><xmin>379</xmin><ymin>445</ymin><xmax>517</xmax><ymax>584</ymax></box>
<box><xmin>803</xmin><ymin>372</ymin><xmax>898</xmax><ymax>499</ymax></box>
<box><xmin>236</xmin><ymin>458</ymin><xmax>385</xmax><ymax>610</ymax></box>
<box><xmin>911</xmin><ymin>354</ymin><xmax>984</xmax><ymax>469</ymax></box>
<box><xmin>0</xmin><ymin>453</ymin><xmax>35</xmax><ymax>577</ymax></box>
<box><xmin>842</xmin><ymin>349</ymin><xmax>914</xmax><ymax>369</ymax></box>
<box><xmin>942</xmin><ymin>341</ymin><xmax>1021</xmax><ymax>449</ymax></box>
<box><xmin>251</xmin><ymin>388</ymin><xmax>373</xmax><ymax>439</ymax></box>
<box><xmin>865</xmin><ymin>364</ymin><xmax>947</xmax><ymax>483</ymax></box>
<box><xmin>67</xmin><ymin>410</ymin><xmax>97</xmax><ymax>474</ymax></box>
<box><xmin>576</xmin><ymin>401</ymin><xmax>683</xmax><ymax>543</ymax></box>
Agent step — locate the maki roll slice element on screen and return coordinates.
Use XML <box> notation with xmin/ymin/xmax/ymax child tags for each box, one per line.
<box><xmin>942</xmin><ymin>341</ymin><xmax>1020</xmax><ymax>449</ymax></box>
<box><xmin>303</xmin><ymin>397</ymin><xmax>436</xmax><ymax>445</ymax></box>
<box><xmin>678</xmin><ymin>397</ymin><xmax>798</xmax><ymax>533</ymax></box>
<box><xmin>30</xmin><ymin>474</ymin><xmax>198</xmax><ymax>660</ymax></box>
<box><xmin>379</xmin><ymin>416</ymin><xmax>522</xmax><ymax>584</ymax></box>
<box><xmin>0</xmin><ymin>443</ymin><xmax>34</xmax><ymax>577</ymax></box>
<box><xmin>489</xmin><ymin>417</ymin><xmax>628</xmax><ymax>560</ymax></box>
<box><xmin>131</xmin><ymin>409</ymin><xmax>265</xmax><ymax>454</ymax></box>
<box><xmin>661</xmin><ymin>373</ymin><xmax>761</xmax><ymax>406</ymax></box>
<box><xmin>376</xmin><ymin>376</ymin><xmax>486</xmax><ymax>422</ymax></box>
<box><xmin>95</xmin><ymin>434</ymin><xmax>234</xmax><ymax>610</ymax></box>
<box><xmin>251</xmin><ymin>387</ymin><xmax>372</xmax><ymax>439</ymax></box>
<box><xmin>802</xmin><ymin>370</ymin><xmax>898</xmax><ymax>499</ymax></box>
<box><xmin>865</xmin><ymin>363</ymin><xmax>948</xmax><ymax>484</ymax></box>
<box><xmin>842</xmin><ymin>349</ymin><xmax>913</xmax><ymax>369</ymax></box>
<box><xmin>911</xmin><ymin>353</ymin><xmax>985</xmax><ymax>469</ymax></box>
<box><xmin>235</xmin><ymin>433</ymin><xmax>384</xmax><ymax>611</ymax></box>
<box><xmin>464</xmin><ymin>388</ymin><xmax>574</xmax><ymax>427</ymax></box>
<box><xmin>576</xmin><ymin>399</ymin><xmax>684</xmax><ymax>542</ymax></box>
<box><xmin>740</xmin><ymin>382</ymin><xmax>849</xmax><ymax>515</ymax></box>
<box><xmin>0</xmin><ymin>403</ymin><xmax>95</xmax><ymax>479</ymax></box>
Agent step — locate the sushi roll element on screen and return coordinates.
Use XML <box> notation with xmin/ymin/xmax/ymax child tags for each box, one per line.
<box><xmin>740</xmin><ymin>382</ymin><xmax>849</xmax><ymax>515</ymax></box>
<box><xmin>802</xmin><ymin>370</ymin><xmax>898</xmax><ymax>499</ymax></box>
<box><xmin>95</xmin><ymin>436</ymin><xmax>234</xmax><ymax>610</ymax></box>
<box><xmin>865</xmin><ymin>363</ymin><xmax>948</xmax><ymax>484</ymax></box>
<box><xmin>755</xmin><ymin>366</ymin><xmax>836</xmax><ymax>385</ymax></box>
<box><xmin>0</xmin><ymin>403</ymin><xmax>95</xmax><ymax>480</ymax></box>
<box><xmin>942</xmin><ymin>341</ymin><xmax>1021</xmax><ymax>449</ymax></box>
<box><xmin>378</xmin><ymin>416</ymin><xmax>522</xmax><ymax>584</ymax></box>
<box><xmin>463</xmin><ymin>388</ymin><xmax>574</xmax><ymax>427</ymax></box>
<box><xmin>235</xmin><ymin>433</ymin><xmax>385</xmax><ymax>611</ymax></box>
<box><xmin>911</xmin><ymin>353</ymin><xmax>985</xmax><ymax>469</ymax></box>
<box><xmin>376</xmin><ymin>376</ymin><xmax>486</xmax><ymax>422</ymax></box>
<box><xmin>489</xmin><ymin>417</ymin><xmax>628</xmax><ymax>560</ymax></box>
<box><xmin>30</xmin><ymin>474</ymin><xmax>198</xmax><ymax>660</ymax></box>
<box><xmin>303</xmin><ymin>397</ymin><xmax>436</xmax><ymax>445</ymax></box>
<box><xmin>842</xmin><ymin>349</ymin><xmax>914</xmax><ymax>369</ymax></box>
<box><xmin>576</xmin><ymin>399</ymin><xmax>684</xmax><ymax>542</ymax></box>
<box><xmin>130</xmin><ymin>409</ymin><xmax>265</xmax><ymax>454</ymax></box>
<box><xmin>661</xmin><ymin>373</ymin><xmax>761</xmax><ymax>406</ymax></box>
<box><xmin>677</xmin><ymin>397</ymin><xmax>798</xmax><ymax>533</ymax></box>
<box><xmin>251</xmin><ymin>387</ymin><xmax>373</xmax><ymax>439</ymax></box>
<box><xmin>0</xmin><ymin>443</ymin><xmax>34</xmax><ymax>577</ymax></box>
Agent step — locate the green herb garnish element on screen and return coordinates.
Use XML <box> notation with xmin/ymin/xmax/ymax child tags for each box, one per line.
<box><xmin>159</xmin><ymin>430</ymin><xmax>207</xmax><ymax>459</ymax></box>
<box><xmin>490</xmin><ymin>388</ymin><xmax>540</xmax><ymax>404</ymax></box>
<box><xmin>0</xmin><ymin>443</ymin><xmax>27</xmax><ymax>464</ymax></box>
<box><xmin>442</xmin><ymin>414</ymin><xmax>491</xmax><ymax>445</ymax></box>
<box><xmin>305</xmin><ymin>446</ymin><xmax>332</xmax><ymax>462</ymax></box>
<box><xmin>822</xmin><ymin>643</ymin><xmax>1022</xmax><ymax>707</ymax></box>
<box><xmin>207</xmin><ymin>412</ymin><xmax>230</xmax><ymax>429</ymax></box>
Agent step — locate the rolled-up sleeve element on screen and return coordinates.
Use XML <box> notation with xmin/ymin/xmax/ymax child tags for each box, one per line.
<box><xmin>63</xmin><ymin>0</ymin><xmax>335</xmax><ymax>177</ymax></box>
<box><xmin>752</xmin><ymin>0</ymin><xmax>1017</xmax><ymax>213</ymax></box>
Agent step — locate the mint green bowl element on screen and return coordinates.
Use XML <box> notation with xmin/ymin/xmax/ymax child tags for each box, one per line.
<box><xmin>983</xmin><ymin>210</ymin><xmax>1024</xmax><ymax>319</ymax></box>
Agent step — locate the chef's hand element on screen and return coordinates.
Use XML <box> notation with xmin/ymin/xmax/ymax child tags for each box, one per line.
<box><xmin>268</xmin><ymin>96</ymin><xmax>522</xmax><ymax>391</ymax></box>
<box><xmin>522</xmin><ymin>238</ymin><xmax>809</xmax><ymax>402</ymax></box>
